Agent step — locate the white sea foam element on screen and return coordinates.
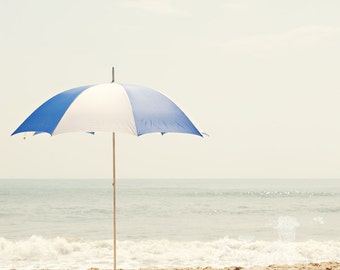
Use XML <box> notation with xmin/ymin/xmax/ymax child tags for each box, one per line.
<box><xmin>1</xmin><ymin>235</ymin><xmax>340</xmax><ymax>270</ymax></box>
<box><xmin>313</xmin><ymin>216</ymin><xmax>325</xmax><ymax>225</ymax></box>
<box><xmin>273</xmin><ymin>216</ymin><xmax>300</xmax><ymax>241</ymax></box>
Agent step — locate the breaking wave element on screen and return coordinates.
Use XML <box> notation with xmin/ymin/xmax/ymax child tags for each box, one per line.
<box><xmin>1</xmin><ymin>235</ymin><xmax>339</xmax><ymax>270</ymax></box>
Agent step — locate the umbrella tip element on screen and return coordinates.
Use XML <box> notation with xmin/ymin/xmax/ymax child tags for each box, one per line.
<box><xmin>112</xmin><ymin>66</ymin><xmax>115</xmax><ymax>83</ymax></box>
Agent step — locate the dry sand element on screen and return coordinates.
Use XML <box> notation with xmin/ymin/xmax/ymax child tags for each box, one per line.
<box><xmin>85</xmin><ymin>262</ymin><xmax>340</xmax><ymax>270</ymax></box>
<box><xmin>168</xmin><ymin>262</ymin><xmax>340</xmax><ymax>270</ymax></box>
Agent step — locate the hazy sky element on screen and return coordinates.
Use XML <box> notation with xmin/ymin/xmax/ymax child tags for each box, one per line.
<box><xmin>1</xmin><ymin>0</ymin><xmax>340</xmax><ymax>179</ymax></box>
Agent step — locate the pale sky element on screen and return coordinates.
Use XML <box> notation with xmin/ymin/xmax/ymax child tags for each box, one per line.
<box><xmin>1</xmin><ymin>0</ymin><xmax>340</xmax><ymax>179</ymax></box>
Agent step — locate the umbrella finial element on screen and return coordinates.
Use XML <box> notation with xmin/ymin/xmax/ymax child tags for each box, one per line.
<box><xmin>112</xmin><ymin>67</ymin><xmax>115</xmax><ymax>83</ymax></box>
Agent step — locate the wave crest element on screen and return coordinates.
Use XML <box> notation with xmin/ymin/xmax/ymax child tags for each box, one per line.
<box><xmin>1</xmin><ymin>235</ymin><xmax>340</xmax><ymax>269</ymax></box>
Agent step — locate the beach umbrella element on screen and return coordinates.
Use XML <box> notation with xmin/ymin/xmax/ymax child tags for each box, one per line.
<box><xmin>12</xmin><ymin>67</ymin><xmax>203</xmax><ymax>270</ymax></box>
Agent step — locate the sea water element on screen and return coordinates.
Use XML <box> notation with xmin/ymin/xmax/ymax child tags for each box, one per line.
<box><xmin>0</xmin><ymin>178</ymin><xmax>339</xmax><ymax>269</ymax></box>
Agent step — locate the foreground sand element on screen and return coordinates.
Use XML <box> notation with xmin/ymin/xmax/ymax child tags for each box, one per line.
<box><xmin>159</xmin><ymin>262</ymin><xmax>340</xmax><ymax>269</ymax></box>
<box><xmin>182</xmin><ymin>262</ymin><xmax>339</xmax><ymax>269</ymax></box>
<box><xmin>103</xmin><ymin>262</ymin><xmax>339</xmax><ymax>270</ymax></box>
<box><xmin>147</xmin><ymin>262</ymin><xmax>340</xmax><ymax>270</ymax></box>
<box><xmin>85</xmin><ymin>262</ymin><xmax>340</xmax><ymax>270</ymax></box>
<box><xmin>138</xmin><ymin>262</ymin><xmax>340</xmax><ymax>270</ymax></box>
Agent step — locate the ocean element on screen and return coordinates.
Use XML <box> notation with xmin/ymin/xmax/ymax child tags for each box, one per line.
<box><xmin>0</xmin><ymin>178</ymin><xmax>339</xmax><ymax>269</ymax></box>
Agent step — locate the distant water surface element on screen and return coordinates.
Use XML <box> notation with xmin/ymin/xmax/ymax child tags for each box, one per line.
<box><xmin>0</xmin><ymin>178</ymin><xmax>339</xmax><ymax>269</ymax></box>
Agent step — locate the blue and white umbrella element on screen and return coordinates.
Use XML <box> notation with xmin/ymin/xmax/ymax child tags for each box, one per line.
<box><xmin>12</xmin><ymin>83</ymin><xmax>202</xmax><ymax>137</ymax></box>
<box><xmin>12</xmin><ymin>68</ymin><xmax>202</xmax><ymax>269</ymax></box>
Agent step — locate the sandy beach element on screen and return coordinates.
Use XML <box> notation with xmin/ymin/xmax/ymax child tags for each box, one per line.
<box><xmin>212</xmin><ymin>261</ymin><xmax>340</xmax><ymax>269</ymax></box>
<box><xmin>9</xmin><ymin>262</ymin><xmax>340</xmax><ymax>270</ymax></box>
<box><xmin>78</xmin><ymin>262</ymin><xmax>340</xmax><ymax>270</ymax></box>
<box><xmin>10</xmin><ymin>262</ymin><xmax>340</xmax><ymax>270</ymax></box>
<box><xmin>137</xmin><ymin>263</ymin><xmax>340</xmax><ymax>270</ymax></box>
<box><xmin>136</xmin><ymin>262</ymin><xmax>340</xmax><ymax>270</ymax></box>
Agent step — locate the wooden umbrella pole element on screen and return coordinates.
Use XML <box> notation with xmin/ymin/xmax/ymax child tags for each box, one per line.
<box><xmin>112</xmin><ymin>67</ymin><xmax>117</xmax><ymax>270</ymax></box>
<box><xmin>112</xmin><ymin>132</ymin><xmax>117</xmax><ymax>270</ymax></box>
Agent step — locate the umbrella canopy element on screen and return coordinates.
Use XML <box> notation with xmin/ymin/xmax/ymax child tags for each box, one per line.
<box><xmin>12</xmin><ymin>72</ymin><xmax>203</xmax><ymax>270</ymax></box>
<box><xmin>12</xmin><ymin>83</ymin><xmax>202</xmax><ymax>137</ymax></box>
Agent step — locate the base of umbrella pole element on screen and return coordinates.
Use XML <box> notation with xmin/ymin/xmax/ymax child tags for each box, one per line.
<box><xmin>112</xmin><ymin>132</ymin><xmax>117</xmax><ymax>270</ymax></box>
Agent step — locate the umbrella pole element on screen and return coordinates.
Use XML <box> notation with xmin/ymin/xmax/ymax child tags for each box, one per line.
<box><xmin>112</xmin><ymin>132</ymin><xmax>117</xmax><ymax>270</ymax></box>
<box><xmin>111</xmin><ymin>67</ymin><xmax>117</xmax><ymax>270</ymax></box>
